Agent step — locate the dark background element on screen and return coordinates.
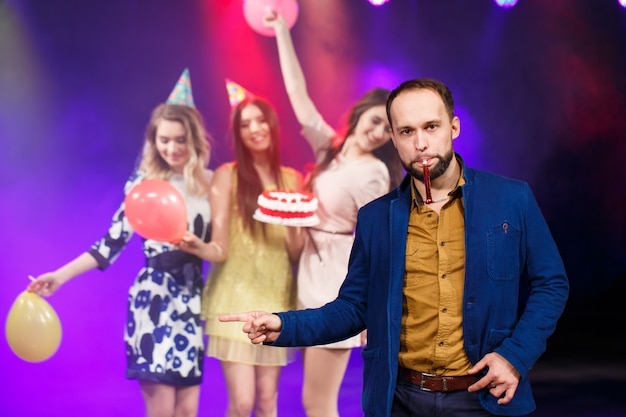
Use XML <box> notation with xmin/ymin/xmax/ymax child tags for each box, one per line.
<box><xmin>1</xmin><ymin>0</ymin><xmax>625</xmax><ymax>416</ymax></box>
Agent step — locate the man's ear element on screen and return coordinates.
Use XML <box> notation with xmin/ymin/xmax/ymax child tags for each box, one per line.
<box><xmin>451</xmin><ymin>116</ymin><xmax>461</xmax><ymax>140</ymax></box>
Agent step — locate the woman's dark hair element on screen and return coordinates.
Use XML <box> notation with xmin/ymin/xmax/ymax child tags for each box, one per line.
<box><xmin>305</xmin><ymin>88</ymin><xmax>402</xmax><ymax>192</ymax></box>
<box><xmin>230</xmin><ymin>96</ymin><xmax>285</xmax><ymax>234</ymax></box>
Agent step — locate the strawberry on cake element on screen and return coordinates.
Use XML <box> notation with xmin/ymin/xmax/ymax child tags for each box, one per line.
<box><xmin>253</xmin><ymin>190</ymin><xmax>320</xmax><ymax>227</ymax></box>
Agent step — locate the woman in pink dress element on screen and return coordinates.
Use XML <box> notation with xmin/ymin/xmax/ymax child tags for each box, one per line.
<box><xmin>264</xmin><ymin>12</ymin><xmax>403</xmax><ymax>417</ymax></box>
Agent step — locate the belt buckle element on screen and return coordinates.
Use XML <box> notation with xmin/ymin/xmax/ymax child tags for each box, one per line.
<box><xmin>420</xmin><ymin>372</ymin><xmax>437</xmax><ymax>392</ymax></box>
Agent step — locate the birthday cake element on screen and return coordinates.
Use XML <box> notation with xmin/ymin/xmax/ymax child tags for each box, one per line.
<box><xmin>253</xmin><ymin>190</ymin><xmax>320</xmax><ymax>227</ymax></box>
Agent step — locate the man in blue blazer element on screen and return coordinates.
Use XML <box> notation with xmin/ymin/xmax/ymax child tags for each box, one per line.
<box><xmin>221</xmin><ymin>78</ymin><xmax>569</xmax><ymax>417</ymax></box>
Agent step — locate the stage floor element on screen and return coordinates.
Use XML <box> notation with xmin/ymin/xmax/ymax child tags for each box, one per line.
<box><xmin>3</xmin><ymin>348</ymin><xmax>624</xmax><ymax>417</ymax></box>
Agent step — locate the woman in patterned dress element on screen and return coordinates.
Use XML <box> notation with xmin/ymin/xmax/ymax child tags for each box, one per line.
<box><xmin>177</xmin><ymin>95</ymin><xmax>303</xmax><ymax>417</ymax></box>
<box><xmin>261</xmin><ymin>13</ymin><xmax>404</xmax><ymax>417</ymax></box>
<box><xmin>28</xmin><ymin>77</ymin><xmax>213</xmax><ymax>417</ymax></box>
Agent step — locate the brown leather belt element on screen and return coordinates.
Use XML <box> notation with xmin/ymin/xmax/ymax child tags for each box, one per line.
<box><xmin>398</xmin><ymin>367</ymin><xmax>476</xmax><ymax>392</ymax></box>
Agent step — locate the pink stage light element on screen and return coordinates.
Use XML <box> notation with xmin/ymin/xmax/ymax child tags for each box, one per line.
<box><xmin>368</xmin><ymin>0</ymin><xmax>390</xmax><ymax>6</ymax></box>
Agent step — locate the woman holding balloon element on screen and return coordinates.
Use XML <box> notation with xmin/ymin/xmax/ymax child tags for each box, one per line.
<box><xmin>28</xmin><ymin>69</ymin><xmax>213</xmax><ymax>417</ymax></box>
<box><xmin>177</xmin><ymin>92</ymin><xmax>303</xmax><ymax>417</ymax></box>
<box><xmin>261</xmin><ymin>11</ymin><xmax>403</xmax><ymax>417</ymax></box>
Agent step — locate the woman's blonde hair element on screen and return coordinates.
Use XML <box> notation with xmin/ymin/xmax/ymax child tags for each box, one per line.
<box><xmin>139</xmin><ymin>103</ymin><xmax>212</xmax><ymax>195</ymax></box>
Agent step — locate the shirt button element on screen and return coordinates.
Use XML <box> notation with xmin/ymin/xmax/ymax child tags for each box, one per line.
<box><xmin>439</xmin><ymin>342</ymin><xmax>444</xmax><ymax>347</ymax></box>
<box><xmin>441</xmin><ymin>274</ymin><xmax>447</xmax><ymax>279</ymax></box>
<box><xmin>440</xmin><ymin>241</ymin><xmax>446</xmax><ymax>246</ymax></box>
<box><xmin>442</xmin><ymin>308</ymin><xmax>447</xmax><ymax>313</ymax></box>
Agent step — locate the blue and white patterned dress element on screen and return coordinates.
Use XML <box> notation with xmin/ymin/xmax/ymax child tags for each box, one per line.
<box><xmin>88</xmin><ymin>170</ymin><xmax>212</xmax><ymax>386</ymax></box>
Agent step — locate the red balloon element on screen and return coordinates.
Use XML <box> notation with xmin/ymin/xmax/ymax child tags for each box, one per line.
<box><xmin>124</xmin><ymin>179</ymin><xmax>187</xmax><ymax>243</ymax></box>
<box><xmin>243</xmin><ymin>0</ymin><xmax>299</xmax><ymax>37</ymax></box>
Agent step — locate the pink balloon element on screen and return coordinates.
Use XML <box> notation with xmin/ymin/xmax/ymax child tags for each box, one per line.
<box><xmin>124</xmin><ymin>179</ymin><xmax>188</xmax><ymax>243</ymax></box>
<box><xmin>243</xmin><ymin>0</ymin><xmax>299</xmax><ymax>37</ymax></box>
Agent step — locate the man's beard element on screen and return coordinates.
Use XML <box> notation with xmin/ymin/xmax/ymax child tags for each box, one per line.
<box><xmin>403</xmin><ymin>149</ymin><xmax>454</xmax><ymax>182</ymax></box>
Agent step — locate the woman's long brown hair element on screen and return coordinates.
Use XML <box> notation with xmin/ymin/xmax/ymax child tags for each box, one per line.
<box><xmin>230</xmin><ymin>96</ymin><xmax>286</xmax><ymax>236</ymax></box>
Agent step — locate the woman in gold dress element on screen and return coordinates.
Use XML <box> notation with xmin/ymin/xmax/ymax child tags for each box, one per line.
<box><xmin>178</xmin><ymin>95</ymin><xmax>303</xmax><ymax>417</ymax></box>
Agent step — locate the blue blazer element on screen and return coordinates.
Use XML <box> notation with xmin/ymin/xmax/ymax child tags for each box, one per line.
<box><xmin>273</xmin><ymin>157</ymin><xmax>569</xmax><ymax>416</ymax></box>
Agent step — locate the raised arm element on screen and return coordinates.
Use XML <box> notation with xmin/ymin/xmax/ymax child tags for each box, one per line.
<box><xmin>263</xmin><ymin>12</ymin><xmax>319</xmax><ymax>126</ymax></box>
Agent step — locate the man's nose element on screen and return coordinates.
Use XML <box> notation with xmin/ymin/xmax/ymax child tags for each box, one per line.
<box><xmin>414</xmin><ymin>132</ymin><xmax>428</xmax><ymax>151</ymax></box>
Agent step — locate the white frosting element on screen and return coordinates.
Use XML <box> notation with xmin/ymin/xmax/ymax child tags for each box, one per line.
<box><xmin>254</xmin><ymin>190</ymin><xmax>320</xmax><ymax>226</ymax></box>
<box><xmin>257</xmin><ymin>190</ymin><xmax>318</xmax><ymax>213</ymax></box>
<box><xmin>253</xmin><ymin>210</ymin><xmax>320</xmax><ymax>227</ymax></box>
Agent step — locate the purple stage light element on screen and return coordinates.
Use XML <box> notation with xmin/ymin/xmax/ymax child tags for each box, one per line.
<box><xmin>494</xmin><ymin>0</ymin><xmax>518</xmax><ymax>8</ymax></box>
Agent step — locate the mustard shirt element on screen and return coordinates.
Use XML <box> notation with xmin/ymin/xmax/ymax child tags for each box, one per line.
<box><xmin>398</xmin><ymin>172</ymin><xmax>473</xmax><ymax>376</ymax></box>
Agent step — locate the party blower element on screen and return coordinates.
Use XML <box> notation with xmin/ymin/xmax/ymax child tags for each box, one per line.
<box><xmin>5</xmin><ymin>285</ymin><xmax>62</xmax><ymax>363</ymax></box>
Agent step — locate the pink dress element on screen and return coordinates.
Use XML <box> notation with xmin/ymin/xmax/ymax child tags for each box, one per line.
<box><xmin>298</xmin><ymin>113</ymin><xmax>390</xmax><ymax>348</ymax></box>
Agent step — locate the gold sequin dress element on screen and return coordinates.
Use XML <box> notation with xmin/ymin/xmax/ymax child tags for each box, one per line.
<box><xmin>202</xmin><ymin>163</ymin><xmax>298</xmax><ymax>365</ymax></box>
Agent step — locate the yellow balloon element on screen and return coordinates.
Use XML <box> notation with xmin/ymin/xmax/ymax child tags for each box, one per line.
<box><xmin>5</xmin><ymin>291</ymin><xmax>62</xmax><ymax>362</ymax></box>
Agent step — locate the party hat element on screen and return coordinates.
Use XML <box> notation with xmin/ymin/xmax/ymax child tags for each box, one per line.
<box><xmin>166</xmin><ymin>68</ymin><xmax>195</xmax><ymax>108</ymax></box>
<box><xmin>225</xmin><ymin>78</ymin><xmax>254</xmax><ymax>107</ymax></box>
